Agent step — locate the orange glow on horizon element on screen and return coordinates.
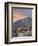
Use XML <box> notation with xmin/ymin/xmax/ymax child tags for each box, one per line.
<box><xmin>13</xmin><ymin>12</ymin><xmax>28</xmax><ymax>23</ymax></box>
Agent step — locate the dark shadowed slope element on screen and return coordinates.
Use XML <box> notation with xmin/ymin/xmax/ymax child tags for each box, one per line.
<box><xmin>13</xmin><ymin>17</ymin><xmax>32</xmax><ymax>29</ymax></box>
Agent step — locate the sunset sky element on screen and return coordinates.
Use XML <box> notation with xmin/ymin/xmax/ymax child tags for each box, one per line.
<box><xmin>13</xmin><ymin>8</ymin><xmax>32</xmax><ymax>23</ymax></box>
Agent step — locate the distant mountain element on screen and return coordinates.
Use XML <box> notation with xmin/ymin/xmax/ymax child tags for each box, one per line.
<box><xmin>13</xmin><ymin>17</ymin><xmax>32</xmax><ymax>30</ymax></box>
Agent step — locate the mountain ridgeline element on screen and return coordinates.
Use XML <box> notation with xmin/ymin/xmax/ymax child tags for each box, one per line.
<box><xmin>13</xmin><ymin>17</ymin><xmax>32</xmax><ymax>28</ymax></box>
